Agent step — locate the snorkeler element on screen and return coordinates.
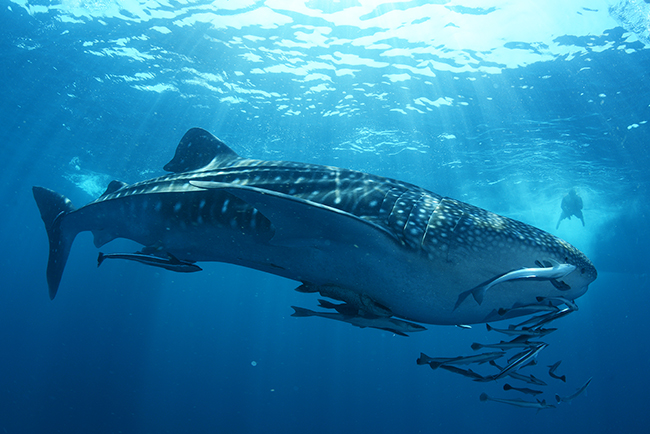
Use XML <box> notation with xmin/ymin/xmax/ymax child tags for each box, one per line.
<box><xmin>556</xmin><ymin>189</ymin><xmax>584</xmax><ymax>229</ymax></box>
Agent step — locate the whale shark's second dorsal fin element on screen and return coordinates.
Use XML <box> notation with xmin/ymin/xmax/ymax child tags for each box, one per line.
<box><xmin>100</xmin><ymin>180</ymin><xmax>128</xmax><ymax>197</ymax></box>
<box><xmin>163</xmin><ymin>128</ymin><xmax>240</xmax><ymax>173</ymax></box>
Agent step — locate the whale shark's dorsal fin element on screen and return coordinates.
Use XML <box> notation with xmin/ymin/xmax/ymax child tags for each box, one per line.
<box><xmin>163</xmin><ymin>128</ymin><xmax>240</xmax><ymax>173</ymax></box>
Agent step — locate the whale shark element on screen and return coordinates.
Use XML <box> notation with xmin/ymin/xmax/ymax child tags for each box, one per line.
<box><xmin>32</xmin><ymin>128</ymin><xmax>597</xmax><ymax>326</ymax></box>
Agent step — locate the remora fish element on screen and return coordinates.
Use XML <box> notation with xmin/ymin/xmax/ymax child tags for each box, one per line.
<box><xmin>417</xmin><ymin>351</ymin><xmax>505</xmax><ymax>369</ymax></box>
<box><xmin>503</xmin><ymin>383</ymin><xmax>543</xmax><ymax>396</ymax></box>
<box><xmin>32</xmin><ymin>128</ymin><xmax>597</xmax><ymax>325</ymax></box>
<box><xmin>486</xmin><ymin>323</ymin><xmax>556</xmax><ymax>337</ymax></box>
<box><xmin>489</xmin><ymin>360</ymin><xmax>547</xmax><ymax>386</ymax></box>
<box><xmin>454</xmin><ymin>261</ymin><xmax>577</xmax><ymax>309</ymax></box>
<box><xmin>437</xmin><ymin>364</ymin><xmax>488</xmax><ymax>381</ymax></box>
<box><xmin>491</xmin><ymin>343</ymin><xmax>548</xmax><ymax>380</ymax></box>
<box><xmin>316</xmin><ymin>299</ymin><xmax>359</xmax><ymax>316</ymax></box>
<box><xmin>480</xmin><ymin>393</ymin><xmax>555</xmax><ymax>411</ymax></box>
<box><xmin>548</xmin><ymin>360</ymin><xmax>566</xmax><ymax>382</ymax></box>
<box><xmin>512</xmin><ymin>307</ymin><xmax>574</xmax><ymax>330</ymax></box>
<box><xmin>555</xmin><ymin>377</ymin><xmax>592</xmax><ymax>403</ymax></box>
<box><xmin>471</xmin><ymin>335</ymin><xmax>541</xmax><ymax>351</ymax></box>
<box><xmin>471</xmin><ymin>341</ymin><xmax>533</xmax><ymax>351</ymax></box>
<box><xmin>290</xmin><ymin>306</ymin><xmax>426</xmax><ymax>336</ymax></box>
<box><xmin>536</xmin><ymin>296</ymin><xmax>579</xmax><ymax>311</ymax></box>
<box><xmin>97</xmin><ymin>252</ymin><xmax>202</xmax><ymax>272</ymax></box>
<box><xmin>497</xmin><ymin>303</ymin><xmax>559</xmax><ymax>316</ymax></box>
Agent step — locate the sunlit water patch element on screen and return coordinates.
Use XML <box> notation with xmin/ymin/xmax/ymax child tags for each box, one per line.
<box><xmin>9</xmin><ymin>0</ymin><xmax>649</xmax><ymax>120</ymax></box>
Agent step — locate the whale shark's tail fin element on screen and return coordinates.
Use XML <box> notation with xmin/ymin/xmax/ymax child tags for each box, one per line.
<box><xmin>32</xmin><ymin>187</ymin><xmax>79</xmax><ymax>300</ymax></box>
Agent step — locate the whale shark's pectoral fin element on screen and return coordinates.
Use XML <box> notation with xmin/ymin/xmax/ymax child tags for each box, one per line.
<box><xmin>91</xmin><ymin>229</ymin><xmax>119</xmax><ymax>248</ymax></box>
<box><xmin>453</xmin><ymin>288</ymin><xmax>474</xmax><ymax>311</ymax></box>
<box><xmin>454</xmin><ymin>275</ymin><xmax>502</xmax><ymax>310</ymax></box>
<box><xmin>190</xmin><ymin>181</ymin><xmax>398</xmax><ymax>248</ymax></box>
<box><xmin>453</xmin><ymin>283</ymin><xmax>498</xmax><ymax>309</ymax></box>
<box><xmin>550</xmin><ymin>279</ymin><xmax>571</xmax><ymax>291</ymax></box>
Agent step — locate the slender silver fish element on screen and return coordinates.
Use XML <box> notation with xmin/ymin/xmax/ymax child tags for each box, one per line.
<box><xmin>480</xmin><ymin>393</ymin><xmax>555</xmax><ymax>411</ymax></box>
<box><xmin>518</xmin><ymin>307</ymin><xmax>574</xmax><ymax>329</ymax></box>
<box><xmin>507</xmin><ymin>348</ymin><xmax>540</xmax><ymax>365</ymax></box>
<box><xmin>97</xmin><ymin>252</ymin><xmax>202</xmax><ymax>272</ymax></box>
<box><xmin>556</xmin><ymin>377</ymin><xmax>592</xmax><ymax>403</ymax></box>
<box><xmin>511</xmin><ymin>311</ymin><xmax>558</xmax><ymax>329</ymax></box>
<box><xmin>503</xmin><ymin>383</ymin><xmax>543</xmax><ymax>396</ymax></box>
<box><xmin>417</xmin><ymin>351</ymin><xmax>505</xmax><ymax>369</ymax></box>
<box><xmin>491</xmin><ymin>343</ymin><xmax>548</xmax><ymax>380</ymax></box>
<box><xmin>548</xmin><ymin>360</ymin><xmax>566</xmax><ymax>382</ymax></box>
<box><xmin>489</xmin><ymin>360</ymin><xmax>547</xmax><ymax>386</ymax></box>
<box><xmin>290</xmin><ymin>306</ymin><xmax>426</xmax><ymax>336</ymax></box>
<box><xmin>471</xmin><ymin>339</ymin><xmax>541</xmax><ymax>351</ymax></box>
<box><xmin>497</xmin><ymin>303</ymin><xmax>559</xmax><ymax>316</ymax></box>
<box><xmin>437</xmin><ymin>364</ymin><xmax>487</xmax><ymax>381</ymax></box>
<box><xmin>486</xmin><ymin>323</ymin><xmax>556</xmax><ymax>337</ymax></box>
<box><xmin>317</xmin><ymin>299</ymin><xmax>359</xmax><ymax>316</ymax></box>
<box><xmin>455</xmin><ymin>261</ymin><xmax>576</xmax><ymax>309</ymax></box>
<box><xmin>509</xmin><ymin>306</ymin><xmax>573</xmax><ymax>329</ymax></box>
<box><xmin>536</xmin><ymin>296</ymin><xmax>579</xmax><ymax>311</ymax></box>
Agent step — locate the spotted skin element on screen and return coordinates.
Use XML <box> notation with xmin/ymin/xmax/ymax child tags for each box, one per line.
<box><xmin>33</xmin><ymin>128</ymin><xmax>597</xmax><ymax>324</ymax></box>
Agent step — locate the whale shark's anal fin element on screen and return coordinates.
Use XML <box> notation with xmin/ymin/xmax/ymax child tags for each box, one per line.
<box><xmin>32</xmin><ymin>187</ymin><xmax>78</xmax><ymax>300</ymax></box>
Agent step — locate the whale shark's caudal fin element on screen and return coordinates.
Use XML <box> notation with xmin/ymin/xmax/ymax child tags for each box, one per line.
<box><xmin>32</xmin><ymin>187</ymin><xmax>79</xmax><ymax>300</ymax></box>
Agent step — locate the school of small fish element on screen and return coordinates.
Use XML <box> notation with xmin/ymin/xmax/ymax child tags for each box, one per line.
<box><xmin>417</xmin><ymin>296</ymin><xmax>592</xmax><ymax>410</ymax></box>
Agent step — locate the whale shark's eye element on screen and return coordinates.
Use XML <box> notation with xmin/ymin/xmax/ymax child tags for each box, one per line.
<box><xmin>581</xmin><ymin>268</ymin><xmax>586</xmax><ymax>274</ymax></box>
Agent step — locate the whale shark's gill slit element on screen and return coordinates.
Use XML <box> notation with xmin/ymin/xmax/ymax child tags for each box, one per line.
<box><xmin>387</xmin><ymin>190</ymin><xmax>421</xmax><ymax>237</ymax></box>
<box><xmin>422</xmin><ymin>198</ymin><xmax>464</xmax><ymax>257</ymax></box>
<box><xmin>403</xmin><ymin>193</ymin><xmax>440</xmax><ymax>249</ymax></box>
<box><xmin>378</xmin><ymin>187</ymin><xmax>403</xmax><ymax>223</ymax></box>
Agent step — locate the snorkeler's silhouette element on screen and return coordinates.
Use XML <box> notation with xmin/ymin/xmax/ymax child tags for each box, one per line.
<box><xmin>556</xmin><ymin>189</ymin><xmax>584</xmax><ymax>229</ymax></box>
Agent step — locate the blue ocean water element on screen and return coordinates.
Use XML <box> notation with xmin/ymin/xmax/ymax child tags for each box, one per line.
<box><xmin>2</xmin><ymin>1</ymin><xmax>649</xmax><ymax>433</ymax></box>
